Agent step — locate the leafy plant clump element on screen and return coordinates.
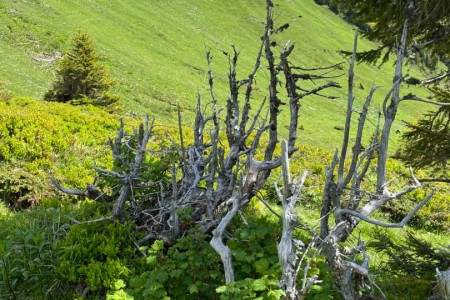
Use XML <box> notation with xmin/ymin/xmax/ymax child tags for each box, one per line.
<box><xmin>44</xmin><ymin>30</ymin><xmax>119</xmax><ymax>108</ymax></box>
<box><xmin>0</xmin><ymin>199</ymin><xmax>98</xmax><ymax>299</ymax></box>
<box><xmin>56</xmin><ymin>216</ymin><xmax>143</xmax><ymax>295</ymax></box>
<box><xmin>0</xmin><ymin>97</ymin><xmax>119</xmax><ymax>208</ymax></box>
<box><xmin>116</xmin><ymin>234</ymin><xmax>223</xmax><ymax>299</ymax></box>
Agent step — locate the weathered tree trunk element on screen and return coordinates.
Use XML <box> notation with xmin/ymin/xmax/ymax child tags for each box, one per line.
<box><xmin>278</xmin><ymin>140</ymin><xmax>308</xmax><ymax>299</ymax></box>
<box><xmin>377</xmin><ymin>0</ymin><xmax>414</xmax><ymax>193</ymax></box>
<box><xmin>436</xmin><ymin>268</ymin><xmax>450</xmax><ymax>300</ymax></box>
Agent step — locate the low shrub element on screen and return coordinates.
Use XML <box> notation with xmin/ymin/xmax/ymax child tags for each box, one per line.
<box><xmin>0</xmin><ymin>198</ymin><xmax>76</xmax><ymax>299</ymax></box>
<box><xmin>0</xmin><ymin>97</ymin><xmax>119</xmax><ymax>208</ymax></box>
<box><xmin>56</xmin><ymin>213</ymin><xmax>143</xmax><ymax>295</ymax></box>
<box><xmin>216</xmin><ymin>276</ymin><xmax>285</xmax><ymax>300</ymax></box>
<box><xmin>119</xmin><ymin>234</ymin><xmax>223</xmax><ymax>299</ymax></box>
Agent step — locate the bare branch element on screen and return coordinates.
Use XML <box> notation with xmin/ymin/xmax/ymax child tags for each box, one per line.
<box><xmin>297</xmin><ymin>82</ymin><xmax>341</xmax><ymax>100</ymax></box>
<box><xmin>377</xmin><ymin>0</ymin><xmax>412</xmax><ymax>192</ymax></box>
<box><xmin>69</xmin><ymin>216</ymin><xmax>113</xmax><ymax>225</ymax></box>
<box><xmin>420</xmin><ymin>72</ymin><xmax>450</xmax><ymax>85</ymax></box>
<box><xmin>401</xmin><ymin>94</ymin><xmax>450</xmax><ymax>106</ymax></box>
<box><xmin>51</xmin><ymin>178</ymin><xmax>87</xmax><ymax>197</ymax></box>
<box><xmin>241</xmin><ymin>36</ymin><xmax>265</xmax><ymax>135</ymax></box>
<box><xmin>292</xmin><ymin>62</ymin><xmax>344</xmax><ymax>71</ymax></box>
<box><xmin>112</xmin><ymin>116</ymin><xmax>155</xmax><ymax>221</ymax></box>
<box><xmin>320</xmin><ymin>149</ymin><xmax>339</xmax><ymax>240</ymax></box>
<box><xmin>178</xmin><ymin>103</ymin><xmax>187</xmax><ymax>176</ymax></box>
<box><xmin>342</xmin><ymin>84</ymin><xmax>379</xmax><ymax>189</ymax></box>
<box><xmin>278</xmin><ymin>140</ymin><xmax>308</xmax><ymax>299</ymax></box>
<box><xmin>338</xmin><ymin>32</ymin><xmax>358</xmax><ymax>184</ymax></box>
<box><xmin>210</xmin><ymin>196</ymin><xmax>248</xmax><ymax>284</ymax></box>
<box><xmin>336</xmin><ymin>189</ymin><xmax>433</xmax><ymax>228</ymax></box>
<box><xmin>416</xmin><ymin>178</ymin><xmax>450</xmax><ymax>184</ymax></box>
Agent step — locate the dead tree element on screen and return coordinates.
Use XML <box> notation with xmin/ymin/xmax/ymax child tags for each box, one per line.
<box><xmin>52</xmin><ymin>0</ymin><xmax>341</xmax><ymax>288</ymax></box>
<box><xmin>276</xmin><ymin>140</ymin><xmax>311</xmax><ymax>299</ymax></box>
<box><xmin>190</xmin><ymin>1</ymin><xmax>340</xmax><ymax>284</ymax></box>
<box><xmin>318</xmin><ymin>3</ymin><xmax>434</xmax><ymax>298</ymax></box>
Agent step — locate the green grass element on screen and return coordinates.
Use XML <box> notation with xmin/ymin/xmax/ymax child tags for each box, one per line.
<box><xmin>0</xmin><ymin>0</ymin><xmax>434</xmax><ymax>150</ymax></box>
<box><xmin>0</xmin><ymin>2</ymin><xmax>447</xmax><ymax>298</ymax></box>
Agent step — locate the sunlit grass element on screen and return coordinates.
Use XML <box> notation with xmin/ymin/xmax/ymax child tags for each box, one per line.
<box><xmin>0</xmin><ymin>0</ymin><xmax>432</xmax><ymax>150</ymax></box>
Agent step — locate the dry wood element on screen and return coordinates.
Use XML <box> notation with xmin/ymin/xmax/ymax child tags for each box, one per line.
<box><xmin>278</xmin><ymin>140</ymin><xmax>308</xmax><ymax>299</ymax></box>
<box><xmin>318</xmin><ymin>8</ymin><xmax>434</xmax><ymax>297</ymax></box>
<box><xmin>377</xmin><ymin>0</ymin><xmax>414</xmax><ymax>193</ymax></box>
<box><xmin>436</xmin><ymin>268</ymin><xmax>450</xmax><ymax>300</ymax></box>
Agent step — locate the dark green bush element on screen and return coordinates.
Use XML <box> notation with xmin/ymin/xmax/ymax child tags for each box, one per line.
<box><xmin>120</xmin><ymin>234</ymin><xmax>223</xmax><ymax>299</ymax></box>
<box><xmin>227</xmin><ymin>221</ymin><xmax>281</xmax><ymax>281</ymax></box>
<box><xmin>216</xmin><ymin>276</ymin><xmax>285</xmax><ymax>300</ymax></box>
<box><xmin>0</xmin><ymin>81</ymin><xmax>14</xmax><ymax>101</ymax></box>
<box><xmin>44</xmin><ymin>30</ymin><xmax>119</xmax><ymax>108</ymax></box>
<box><xmin>56</xmin><ymin>216</ymin><xmax>142</xmax><ymax>294</ymax></box>
<box><xmin>0</xmin><ymin>162</ymin><xmax>44</xmax><ymax>208</ymax></box>
<box><xmin>0</xmin><ymin>198</ymin><xmax>87</xmax><ymax>299</ymax></box>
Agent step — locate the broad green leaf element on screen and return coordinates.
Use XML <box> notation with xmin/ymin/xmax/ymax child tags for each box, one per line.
<box><xmin>113</xmin><ymin>279</ymin><xmax>126</xmax><ymax>290</ymax></box>
<box><xmin>227</xmin><ymin>239</ymin><xmax>238</xmax><ymax>250</ymax></box>
<box><xmin>170</xmin><ymin>269</ymin><xmax>183</xmax><ymax>278</ymax></box>
<box><xmin>151</xmin><ymin>240</ymin><xmax>164</xmax><ymax>252</ymax></box>
<box><xmin>146</xmin><ymin>255</ymin><xmax>157</xmax><ymax>265</ymax></box>
<box><xmin>188</xmin><ymin>284</ymin><xmax>199</xmax><ymax>294</ymax></box>
<box><xmin>267</xmin><ymin>289</ymin><xmax>286</xmax><ymax>299</ymax></box>
<box><xmin>251</xmin><ymin>278</ymin><xmax>266</xmax><ymax>291</ymax></box>
<box><xmin>254</xmin><ymin>259</ymin><xmax>269</xmax><ymax>274</ymax></box>
<box><xmin>307</xmin><ymin>267</ymin><xmax>320</xmax><ymax>277</ymax></box>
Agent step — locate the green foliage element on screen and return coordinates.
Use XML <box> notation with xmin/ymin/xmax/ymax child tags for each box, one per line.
<box><xmin>0</xmin><ymin>97</ymin><xmax>119</xmax><ymax>208</ymax></box>
<box><xmin>125</xmin><ymin>234</ymin><xmax>223</xmax><ymax>299</ymax></box>
<box><xmin>375</xmin><ymin>276</ymin><xmax>432</xmax><ymax>300</ymax></box>
<box><xmin>0</xmin><ymin>197</ymin><xmax>144</xmax><ymax>299</ymax></box>
<box><xmin>0</xmin><ymin>163</ymin><xmax>44</xmax><ymax>208</ymax></box>
<box><xmin>0</xmin><ymin>208</ymin><xmax>65</xmax><ymax>298</ymax></box>
<box><xmin>303</xmin><ymin>254</ymin><xmax>338</xmax><ymax>300</ymax></box>
<box><xmin>0</xmin><ymin>198</ymin><xmax>88</xmax><ymax>299</ymax></box>
<box><xmin>369</xmin><ymin>230</ymin><xmax>450</xmax><ymax>277</ymax></box>
<box><xmin>56</xmin><ymin>216</ymin><xmax>141</xmax><ymax>293</ymax></box>
<box><xmin>398</xmin><ymin>87</ymin><xmax>449</xmax><ymax>175</ymax></box>
<box><xmin>228</xmin><ymin>221</ymin><xmax>281</xmax><ymax>280</ymax></box>
<box><xmin>370</xmin><ymin>159</ymin><xmax>450</xmax><ymax>232</ymax></box>
<box><xmin>383</xmin><ymin>187</ymin><xmax>450</xmax><ymax>232</ymax></box>
<box><xmin>44</xmin><ymin>30</ymin><xmax>118</xmax><ymax>108</ymax></box>
<box><xmin>331</xmin><ymin>0</ymin><xmax>450</xmax><ymax>61</ymax></box>
<box><xmin>368</xmin><ymin>230</ymin><xmax>450</xmax><ymax>299</ymax></box>
<box><xmin>122</xmin><ymin>222</ymin><xmax>316</xmax><ymax>300</ymax></box>
<box><xmin>216</xmin><ymin>276</ymin><xmax>285</xmax><ymax>300</ymax></box>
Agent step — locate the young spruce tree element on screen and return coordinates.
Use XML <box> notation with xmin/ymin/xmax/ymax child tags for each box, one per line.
<box><xmin>45</xmin><ymin>30</ymin><xmax>118</xmax><ymax>106</ymax></box>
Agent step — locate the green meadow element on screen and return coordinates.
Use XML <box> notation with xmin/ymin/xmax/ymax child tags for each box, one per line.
<box><xmin>0</xmin><ymin>0</ymin><xmax>432</xmax><ymax>149</ymax></box>
<box><xmin>0</xmin><ymin>0</ymin><xmax>448</xmax><ymax>299</ymax></box>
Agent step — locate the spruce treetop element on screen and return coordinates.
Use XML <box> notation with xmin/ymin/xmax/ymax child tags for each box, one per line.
<box><xmin>45</xmin><ymin>30</ymin><xmax>117</xmax><ymax>106</ymax></box>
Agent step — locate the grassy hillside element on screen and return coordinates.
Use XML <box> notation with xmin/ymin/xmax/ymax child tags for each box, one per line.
<box><xmin>0</xmin><ymin>2</ymin><xmax>448</xmax><ymax>298</ymax></box>
<box><xmin>0</xmin><ymin>0</ymin><xmax>431</xmax><ymax>149</ymax></box>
